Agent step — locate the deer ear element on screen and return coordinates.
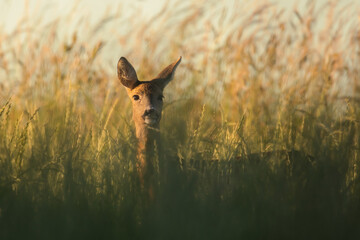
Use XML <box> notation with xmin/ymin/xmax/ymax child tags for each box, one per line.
<box><xmin>154</xmin><ymin>56</ymin><xmax>182</xmax><ymax>89</ymax></box>
<box><xmin>117</xmin><ymin>57</ymin><xmax>139</xmax><ymax>89</ymax></box>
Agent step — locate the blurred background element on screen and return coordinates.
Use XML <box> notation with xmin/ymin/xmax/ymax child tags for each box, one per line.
<box><xmin>1</xmin><ymin>0</ymin><xmax>359</xmax><ymax>66</ymax></box>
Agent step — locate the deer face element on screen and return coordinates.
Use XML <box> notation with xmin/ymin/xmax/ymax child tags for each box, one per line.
<box><xmin>129</xmin><ymin>83</ymin><xmax>164</xmax><ymax>126</ymax></box>
<box><xmin>117</xmin><ymin>57</ymin><xmax>181</xmax><ymax>128</ymax></box>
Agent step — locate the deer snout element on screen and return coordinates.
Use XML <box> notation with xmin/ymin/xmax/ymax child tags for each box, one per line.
<box><xmin>144</xmin><ymin>108</ymin><xmax>156</xmax><ymax>116</ymax></box>
<box><xmin>143</xmin><ymin>108</ymin><xmax>159</xmax><ymax>118</ymax></box>
<box><xmin>143</xmin><ymin>107</ymin><xmax>159</xmax><ymax>124</ymax></box>
<box><xmin>142</xmin><ymin>107</ymin><xmax>160</xmax><ymax>126</ymax></box>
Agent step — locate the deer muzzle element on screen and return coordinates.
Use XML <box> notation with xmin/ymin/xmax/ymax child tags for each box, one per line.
<box><xmin>143</xmin><ymin>109</ymin><xmax>160</xmax><ymax>126</ymax></box>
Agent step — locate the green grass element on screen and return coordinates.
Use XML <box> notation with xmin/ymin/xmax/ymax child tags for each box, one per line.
<box><xmin>1</xmin><ymin>1</ymin><xmax>360</xmax><ymax>239</ymax></box>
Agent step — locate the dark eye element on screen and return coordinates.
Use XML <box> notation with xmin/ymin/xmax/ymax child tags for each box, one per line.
<box><xmin>158</xmin><ymin>95</ymin><xmax>164</xmax><ymax>101</ymax></box>
<box><xmin>132</xmin><ymin>95</ymin><xmax>140</xmax><ymax>101</ymax></box>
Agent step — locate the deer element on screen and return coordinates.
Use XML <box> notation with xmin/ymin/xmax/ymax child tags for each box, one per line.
<box><xmin>117</xmin><ymin>56</ymin><xmax>182</xmax><ymax>196</ymax></box>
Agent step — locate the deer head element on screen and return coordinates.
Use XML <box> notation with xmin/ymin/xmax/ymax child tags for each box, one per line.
<box><xmin>117</xmin><ymin>57</ymin><xmax>182</xmax><ymax>135</ymax></box>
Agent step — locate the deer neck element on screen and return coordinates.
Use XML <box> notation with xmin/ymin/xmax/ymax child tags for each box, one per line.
<box><xmin>135</xmin><ymin>121</ymin><xmax>160</xmax><ymax>155</ymax></box>
<box><xmin>134</xmin><ymin>121</ymin><xmax>160</xmax><ymax>188</ymax></box>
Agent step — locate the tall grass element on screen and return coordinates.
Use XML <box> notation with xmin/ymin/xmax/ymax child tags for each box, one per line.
<box><xmin>1</xmin><ymin>1</ymin><xmax>360</xmax><ymax>239</ymax></box>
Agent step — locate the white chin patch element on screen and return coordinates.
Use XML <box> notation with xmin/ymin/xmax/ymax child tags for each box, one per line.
<box><xmin>144</xmin><ymin>117</ymin><xmax>157</xmax><ymax>125</ymax></box>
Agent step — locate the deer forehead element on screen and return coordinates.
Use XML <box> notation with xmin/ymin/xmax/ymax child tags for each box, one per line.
<box><xmin>129</xmin><ymin>82</ymin><xmax>163</xmax><ymax>96</ymax></box>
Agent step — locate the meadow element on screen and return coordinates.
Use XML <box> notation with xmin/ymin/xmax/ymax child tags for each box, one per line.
<box><xmin>1</xmin><ymin>1</ymin><xmax>360</xmax><ymax>239</ymax></box>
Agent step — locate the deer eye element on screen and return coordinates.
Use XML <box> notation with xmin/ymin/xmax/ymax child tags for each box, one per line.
<box><xmin>132</xmin><ymin>95</ymin><xmax>140</xmax><ymax>101</ymax></box>
<box><xmin>158</xmin><ymin>95</ymin><xmax>164</xmax><ymax>101</ymax></box>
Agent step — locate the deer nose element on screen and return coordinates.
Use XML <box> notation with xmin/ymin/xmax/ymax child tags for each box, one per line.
<box><xmin>144</xmin><ymin>107</ymin><xmax>156</xmax><ymax>116</ymax></box>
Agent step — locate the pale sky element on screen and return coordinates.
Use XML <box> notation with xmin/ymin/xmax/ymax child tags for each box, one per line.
<box><xmin>0</xmin><ymin>0</ymin><xmax>358</xmax><ymax>69</ymax></box>
<box><xmin>1</xmin><ymin>0</ymin><xmax>359</xmax><ymax>33</ymax></box>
